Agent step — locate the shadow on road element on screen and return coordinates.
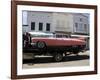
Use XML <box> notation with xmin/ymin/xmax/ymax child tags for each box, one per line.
<box><xmin>23</xmin><ymin>55</ymin><xmax>89</xmax><ymax>64</ymax></box>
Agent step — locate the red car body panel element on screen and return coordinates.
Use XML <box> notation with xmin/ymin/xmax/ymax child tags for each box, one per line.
<box><xmin>31</xmin><ymin>38</ymin><xmax>86</xmax><ymax>46</ymax></box>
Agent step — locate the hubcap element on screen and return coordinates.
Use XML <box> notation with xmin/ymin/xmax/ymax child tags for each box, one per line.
<box><xmin>55</xmin><ymin>54</ymin><xmax>62</xmax><ymax>61</ymax></box>
<box><xmin>38</xmin><ymin>42</ymin><xmax>44</xmax><ymax>48</ymax></box>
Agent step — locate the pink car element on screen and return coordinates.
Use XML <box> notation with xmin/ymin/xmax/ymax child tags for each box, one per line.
<box><xmin>32</xmin><ymin>37</ymin><xmax>85</xmax><ymax>49</ymax></box>
<box><xmin>23</xmin><ymin>32</ymin><xmax>86</xmax><ymax>61</ymax></box>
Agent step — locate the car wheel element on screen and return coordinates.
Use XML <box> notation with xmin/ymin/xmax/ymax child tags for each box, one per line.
<box><xmin>36</xmin><ymin>41</ymin><xmax>46</xmax><ymax>49</ymax></box>
<box><xmin>53</xmin><ymin>53</ymin><xmax>63</xmax><ymax>62</ymax></box>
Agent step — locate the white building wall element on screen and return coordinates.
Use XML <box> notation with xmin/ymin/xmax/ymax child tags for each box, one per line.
<box><xmin>52</xmin><ymin>13</ymin><xmax>73</xmax><ymax>32</ymax></box>
<box><xmin>22</xmin><ymin>11</ymin><xmax>89</xmax><ymax>35</ymax></box>
<box><xmin>73</xmin><ymin>14</ymin><xmax>89</xmax><ymax>34</ymax></box>
<box><xmin>27</xmin><ymin>11</ymin><xmax>53</xmax><ymax>32</ymax></box>
<box><xmin>22</xmin><ymin>26</ymin><xmax>29</xmax><ymax>33</ymax></box>
<box><xmin>67</xmin><ymin>14</ymin><xmax>74</xmax><ymax>33</ymax></box>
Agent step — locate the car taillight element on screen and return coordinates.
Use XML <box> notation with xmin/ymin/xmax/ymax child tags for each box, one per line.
<box><xmin>78</xmin><ymin>37</ymin><xmax>85</xmax><ymax>41</ymax></box>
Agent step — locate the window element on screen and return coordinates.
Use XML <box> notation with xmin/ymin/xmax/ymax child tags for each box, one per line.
<box><xmin>84</xmin><ymin>24</ymin><xmax>87</xmax><ymax>27</ymax></box>
<box><xmin>56</xmin><ymin>35</ymin><xmax>62</xmax><ymax>38</ymax></box>
<box><xmin>46</xmin><ymin>23</ymin><xmax>50</xmax><ymax>31</ymax></box>
<box><xmin>75</xmin><ymin>23</ymin><xmax>78</xmax><ymax>31</ymax></box>
<box><xmin>80</xmin><ymin>18</ymin><xmax>83</xmax><ymax>22</ymax></box>
<box><xmin>31</xmin><ymin>22</ymin><xmax>35</xmax><ymax>30</ymax></box>
<box><xmin>84</xmin><ymin>24</ymin><xmax>87</xmax><ymax>32</ymax></box>
<box><xmin>75</xmin><ymin>23</ymin><xmax>78</xmax><ymax>27</ymax></box>
<box><xmin>79</xmin><ymin>23</ymin><xmax>83</xmax><ymax>31</ymax></box>
<box><xmin>39</xmin><ymin>23</ymin><xmax>43</xmax><ymax>31</ymax></box>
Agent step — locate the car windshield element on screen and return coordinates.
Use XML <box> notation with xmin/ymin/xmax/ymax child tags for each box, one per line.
<box><xmin>29</xmin><ymin>32</ymin><xmax>54</xmax><ymax>38</ymax></box>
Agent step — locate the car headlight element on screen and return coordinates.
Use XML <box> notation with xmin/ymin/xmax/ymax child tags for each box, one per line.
<box><xmin>31</xmin><ymin>43</ymin><xmax>36</xmax><ymax>46</ymax></box>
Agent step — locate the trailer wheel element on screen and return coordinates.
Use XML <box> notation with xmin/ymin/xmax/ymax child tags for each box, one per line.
<box><xmin>36</xmin><ymin>41</ymin><xmax>46</xmax><ymax>49</ymax></box>
<box><xmin>32</xmin><ymin>53</ymin><xmax>35</xmax><ymax>59</ymax></box>
<box><xmin>53</xmin><ymin>53</ymin><xmax>63</xmax><ymax>62</ymax></box>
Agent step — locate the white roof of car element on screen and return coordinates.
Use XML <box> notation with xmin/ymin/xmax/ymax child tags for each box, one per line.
<box><xmin>28</xmin><ymin>32</ymin><xmax>53</xmax><ymax>36</ymax></box>
<box><xmin>71</xmin><ymin>34</ymin><xmax>89</xmax><ymax>38</ymax></box>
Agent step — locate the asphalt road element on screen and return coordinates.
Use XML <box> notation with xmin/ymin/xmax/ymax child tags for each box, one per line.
<box><xmin>23</xmin><ymin>51</ymin><xmax>89</xmax><ymax>69</ymax></box>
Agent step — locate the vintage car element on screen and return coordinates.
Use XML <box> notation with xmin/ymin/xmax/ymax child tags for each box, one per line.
<box><xmin>23</xmin><ymin>32</ymin><xmax>86</xmax><ymax>61</ymax></box>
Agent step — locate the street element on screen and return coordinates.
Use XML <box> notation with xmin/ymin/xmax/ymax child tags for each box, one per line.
<box><xmin>23</xmin><ymin>51</ymin><xmax>89</xmax><ymax>69</ymax></box>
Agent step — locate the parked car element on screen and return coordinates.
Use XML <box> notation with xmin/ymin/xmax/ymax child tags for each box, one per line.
<box><xmin>23</xmin><ymin>32</ymin><xmax>86</xmax><ymax>61</ymax></box>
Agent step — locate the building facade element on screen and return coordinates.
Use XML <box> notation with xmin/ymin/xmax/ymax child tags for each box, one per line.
<box><xmin>72</xmin><ymin>13</ymin><xmax>89</xmax><ymax>34</ymax></box>
<box><xmin>22</xmin><ymin>11</ymin><xmax>74</xmax><ymax>34</ymax></box>
<box><xmin>22</xmin><ymin>11</ymin><xmax>89</xmax><ymax>34</ymax></box>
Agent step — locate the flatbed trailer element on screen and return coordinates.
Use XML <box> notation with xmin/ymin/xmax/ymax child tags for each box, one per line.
<box><xmin>23</xmin><ymin>44</ymin><xmax>86</xmax><ymax>62</ymax></box>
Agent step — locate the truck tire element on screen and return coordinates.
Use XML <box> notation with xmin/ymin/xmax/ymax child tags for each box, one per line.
<box><xmin>53</xmin><ymin>53</ymin><xmax>63</xmax><ymax>62</ymax></box>
<box><xmin>36</xmin><ymin>41</ymin><xmax>46</xmax><ymax>49</ymax></box>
